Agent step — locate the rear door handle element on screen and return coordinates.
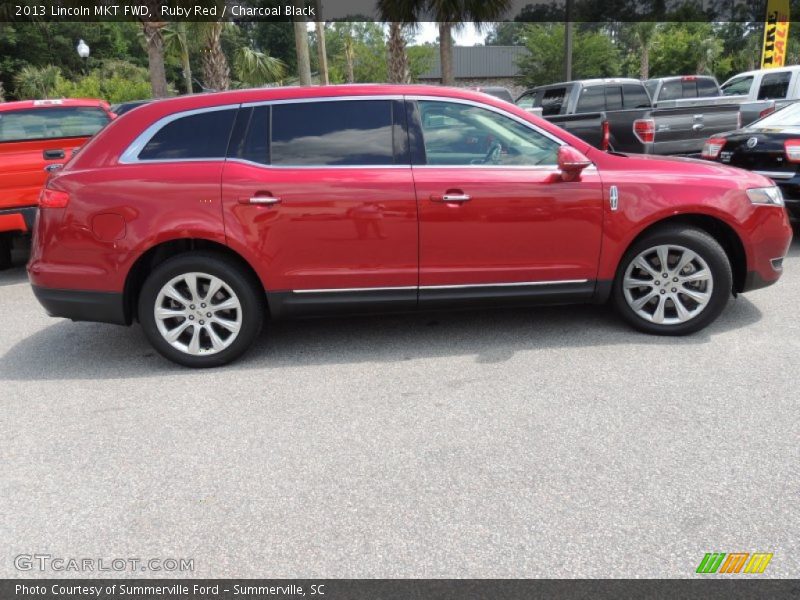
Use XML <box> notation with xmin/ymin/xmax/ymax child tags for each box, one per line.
<box><xmin>43</xmin><ymin>149</ymin><xmax>65</xmax><ymax>160</ymax></box>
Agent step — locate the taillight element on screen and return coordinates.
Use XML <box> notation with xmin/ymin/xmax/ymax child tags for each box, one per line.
<box><xmin>759</xmin><ymin>106</ymin><xmax>775</xmax><ymax>119</ymax></box>
<box><xmin>701</xmin><ymin>137</ymin><xmax>727</xmax><ymax>159</ymax></box>
<box><xmin>633</xmin><ymin>119</ymin><xmax>655</xmax><ymax>143</ymax></box>
<box><xmin>601</xmin><ymin>119</ymin><xmax>610</xmax><ymax>151</ymax></box>
<box><xmin>40</xmin><ymin>188</ymin><xmax>70</xmax><ymax>208</ymax></box>
<box><xmin>784</xmin><ymin>139</ymin><xmax>800</xmax><ymax>163</ymax></box>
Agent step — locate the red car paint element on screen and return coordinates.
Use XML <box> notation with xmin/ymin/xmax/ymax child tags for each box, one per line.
<box><xmin>0</xmin><ymin>98</ymin><xmax>113</xmax><ymax>235</ymax></box>
<box><xmin>28</xmin><ymin>85</ymin><xmax>792</xmax><ymax>326</ymax></box>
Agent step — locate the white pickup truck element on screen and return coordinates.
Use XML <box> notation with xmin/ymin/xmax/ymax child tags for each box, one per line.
<box><xmin>719</xmin><ymin>66</ymin><xmax>800</xmax><ymax>121</ymax></box>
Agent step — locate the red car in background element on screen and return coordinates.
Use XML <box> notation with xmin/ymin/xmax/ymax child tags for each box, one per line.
<box><xmin>28</xmin><ymin>85</ymin><xmax>792</xmax><ymax>367</ymax></box>
<box><xmin>0</xmin><ymin>98</ymin><xmax>113</xmax><ymax>268</ymax></box>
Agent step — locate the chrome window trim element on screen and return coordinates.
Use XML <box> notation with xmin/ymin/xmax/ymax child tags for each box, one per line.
<box><xmin>118</xmin><ymin>104</ymin><xmax>241</xmax><ymax>164</ymax></box>
<box><xmin>226</xmin><ymin>158</ymin><xmax>410</xmax><ymax>170</ymax></box>
<box><xmin>241</xmin><ymin>94</ymin><xmax>404</xmax><ymax>108</ymax></box>
<box><xmin>119</xmin><ymin>94</ymin><xmax>575</xmax><ymax>168</ymax></box>
<box><xmin>291</xmin><ymin>279</ymin><xmax>590</xmax><ymax>294</ymax></box>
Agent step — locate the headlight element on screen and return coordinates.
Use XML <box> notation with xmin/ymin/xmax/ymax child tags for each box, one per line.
<box><xmin>746</xmin><ymin>186</ymin><xmax>784</xmax><ymax>206</ymax></box>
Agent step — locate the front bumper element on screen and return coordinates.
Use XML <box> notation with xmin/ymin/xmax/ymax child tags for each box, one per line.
<box><xmin>31</xmin><ymin>285</ymin><xmax>127</xmax><ymax>325</ymax></box>
<box><xmin>0</xmin><ymin>206</ymin><xmax>37</xmax><ymax>234</ymax></box>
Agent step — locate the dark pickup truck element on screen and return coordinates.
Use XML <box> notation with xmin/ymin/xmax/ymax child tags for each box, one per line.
<box><xmin>516</xmin><ymin>78</ymin><xmax>743</xmax><ymax>155</ymax></box>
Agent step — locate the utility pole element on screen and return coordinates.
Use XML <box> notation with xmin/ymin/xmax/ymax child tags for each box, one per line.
<box><xmin>293</xmin><ymin>0</ymin><xmax>312</xmax><ymax>85</ymax></box>
<box><xmin>564</xmin><ymin>0</ymin><xmax>573</xmax><ymax>81</ymax></box>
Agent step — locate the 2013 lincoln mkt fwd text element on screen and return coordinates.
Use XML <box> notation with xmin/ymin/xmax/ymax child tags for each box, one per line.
<box><xmin>28</xmin><ymin>85</ymin><xmax>793</xmax><ymax>367</ymax></box>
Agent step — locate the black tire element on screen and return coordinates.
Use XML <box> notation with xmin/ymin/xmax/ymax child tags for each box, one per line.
<box><xmin>0</xmin><ymin>234</ymin><xmax>12</xmax><ymax>271</ymax></box>
<box><xmin>138</xmin><ymin>252</ymin><xmax>265</xmax><ymax>367</ymax></box>
<box><xmin>612</xmin><ymin>225</ymin><xmax>733</xmax><ymax>336</ymax></box>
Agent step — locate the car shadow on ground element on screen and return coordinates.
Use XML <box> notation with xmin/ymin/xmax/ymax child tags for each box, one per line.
<box><xmin>0</xmin><ymin>293</ymin><xmax>763</xmax><ymax>381</ymax></box>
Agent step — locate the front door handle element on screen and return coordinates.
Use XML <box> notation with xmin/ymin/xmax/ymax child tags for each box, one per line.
<box><xmin>431</xmin><ymin>193</ymin><xmax>471</xmax><ymax>203</ymax></box>
<box><xmin>239</xmin><ymin>195</ymin><xmax>281</xmax><ymax>205</ymax></box>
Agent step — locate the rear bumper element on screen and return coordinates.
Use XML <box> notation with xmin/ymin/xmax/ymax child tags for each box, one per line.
<box><xmin>0</xmin><ymin>206</ymin><xmax>37</xmax><ymax>234</ymax></box>
<box><xmin>31</xmin><ymin>285</ymin><xmax>127</xmax><ymax>325</ymax></box>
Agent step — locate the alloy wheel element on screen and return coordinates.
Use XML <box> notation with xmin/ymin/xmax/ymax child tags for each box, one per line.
<box><xmin>153</xmin><ymin>272</ymin><xmax>242</xmax><ymax>356</ymax></box>
<box><xmin>622</xmin><ymin>244</ymin><xmax>713</xmax><ymax>325</ymax></box>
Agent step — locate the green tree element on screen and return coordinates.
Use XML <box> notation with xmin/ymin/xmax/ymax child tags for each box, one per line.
<box><xmin>517</xmin><ymin>24</ymin><xmax>621</xmax><ymax>87</ymax></box>
<box><xmin>54</xmin><ymin>60</ymin><xmax>153</xmax><ymax>103</ymax></box>
<box><xmin>649</xmin><ymin>23</ymin><xmax>729</xmax><ymax>78</ymax></box>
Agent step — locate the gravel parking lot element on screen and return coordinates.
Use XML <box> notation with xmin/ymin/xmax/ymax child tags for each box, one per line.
<box><xmin>2</xmin><ymin>236</ymin><xmax>798</xmax><ymax>578</ymax></box>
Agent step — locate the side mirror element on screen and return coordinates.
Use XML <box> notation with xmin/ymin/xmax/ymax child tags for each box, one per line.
<box><xmin>558</xmin><ymin>146</ymin><xmax>593</xmax><ymax>181</ymax></box>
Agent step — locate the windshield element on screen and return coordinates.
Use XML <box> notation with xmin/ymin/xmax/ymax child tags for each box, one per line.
<box><xmin>751</xmin><ymin>101</ymin><xmax>800</xmax><ymax>128</ymax></box>
<box><xmin>0</xmin><ymin>107</ymin><xmax>109</xmax><ymax>142</ymax></box>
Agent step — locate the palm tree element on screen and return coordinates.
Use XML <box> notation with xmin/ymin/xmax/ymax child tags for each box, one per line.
<box><xmin>378</xmin><ymin>0</ymin><xmax>512</xmax><ymax>86</ymax></box>
<box><xmin>387</xmin><ymin>23</ymin><xmax>410</xmax><ymax>84</ymax></box>
<box><xmin>140</xmin><ymin>19</ymin><xmax>169</xmax><ymax>98</ymax></box>
<box><xmin>164</xmin><ymin>22</ymin><xmax>193</xmax><ymax>94</ymax></box>
<box><xmin>633</xmin><ymin>22</ymin><xmax>657</xmax><ymax>80</ymax></box>
<box><xmin>234</xmin><ymin>47</ymin><xmax>286</xmax><ymax>87</ymax></box>
<box><xmin>200</xmin><ymin>21</ymin><xmax>231</xmax><ymax>91</ymax></box>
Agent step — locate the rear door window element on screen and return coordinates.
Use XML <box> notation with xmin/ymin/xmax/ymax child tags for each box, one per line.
<box><xmin>0</xmin><ymin>107</ymin><xmax>109</xmax><ymax>142</ymax></box>
<box><xmin>758</xmin><ymin>71</ymin><xmax>792</xmax><ymax>100</ymax></box>
<box><xmin>538</xmin><ymin>87</ymin><xmax>568</xmax><ymax>116</ymax></box>
<box><xmin>271</xmin><ymin>100</ymin><xmax>395</xmax><ymax>166</ymax></box>
<box><xmin>138</xmin><ymin>108</ymin><xmax>237</xmax><ymax>160</ymax></box>
<box><xmin>576</xmin><ymin>86</ymin><xmax>605</xmax><ymax>112</ymax></box>
<box><xmin>622</xmin><ymin>84</ymin><xmax>651</xmax><ymax>108</ymax></box>
<box><xmin>659</xmin><ymin>80</ymin><xmax>682</xmax><ymax>101</ymax></box>
<box><xmin>228</xmin><ymin>106</ymin><xmax>269</xmax><ymax>165</ymax></box>
<box><xmin>605</xmin><ymin>86</ymin><xmax>623</xmax><ymax>110</ymax></box>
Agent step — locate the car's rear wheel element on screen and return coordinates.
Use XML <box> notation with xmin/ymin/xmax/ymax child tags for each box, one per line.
<box><xmin>613</xmin><ymin>226</ymin><xmax>733</xmax><ymax>335</ymax></box>
<box><xmin>138</xmin><ymin>252</ymin><xmax>264</xmax><ymax>367</ymax></box>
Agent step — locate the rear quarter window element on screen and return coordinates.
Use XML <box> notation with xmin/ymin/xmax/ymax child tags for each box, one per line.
<box><xmin>0</xmin><ymin>107</ymin><xmax>109</xmax><ymax>142</ymax></box>
<box><xmin>137</xmin><ymin>108</ymin><xmax>237</xmax><ymax>161</ymax></box>
<box><xmin>758</xmin><ymin>71</ymin><xmax>792</xmax><ymax>100</ymax></box>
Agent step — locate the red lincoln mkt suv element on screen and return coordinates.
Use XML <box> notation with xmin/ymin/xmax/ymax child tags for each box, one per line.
<box><xmin>28</xmin><ymin>85</ymin><xmax>793</xmax><ymax>367</ymax></box>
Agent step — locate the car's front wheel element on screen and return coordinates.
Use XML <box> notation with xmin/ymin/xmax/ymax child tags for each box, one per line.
<box><xmin>613</xmin><ymin>226</ymin><xmax>733</xmax><ymax>335</ymax></box>
<box><xmin>138</xmin><ymin>252</ymin><xmax>264</xmax><ymax>367</ymax></box>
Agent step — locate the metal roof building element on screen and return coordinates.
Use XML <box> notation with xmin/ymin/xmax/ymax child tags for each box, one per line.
<box><xmin>417</xmin><ymin>46</ymin><xmax>529</xmax><ymax>80</ymax></box>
